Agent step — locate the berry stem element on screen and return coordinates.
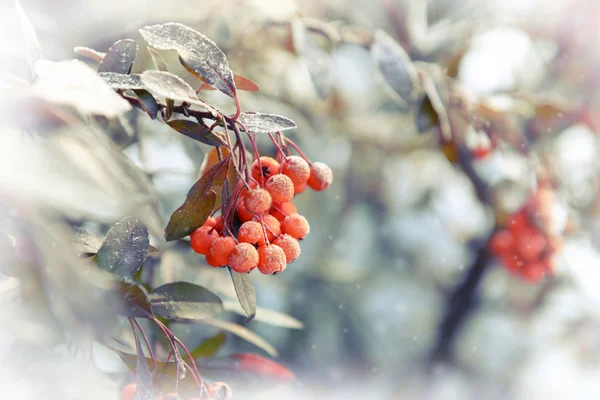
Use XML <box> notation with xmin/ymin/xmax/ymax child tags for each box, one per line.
<box><xmin>131</xmin><ymin>318</ymin><xmax>157</xmax><ymax>368</ymax></box>
<box><xmin>268</xmin><ymin>132</ymin><xmax>287</xmax><ymax>160</ymax></box>
<box><xmin>229</xmin><ymin>120</ymin><xmax>252</xmax><ymax>185</ymax></box>
<box><xmin>284</xmin><ymin>137</ymin><xmax>311</xmax><ymax>164</ymax></box>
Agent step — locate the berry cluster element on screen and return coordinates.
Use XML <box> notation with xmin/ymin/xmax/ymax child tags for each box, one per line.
<box><xmin>190</xmin><ymin>154</ymin><xmax>332</xmax><ymax>275</ymax></box>
<box><xmin>489</xmin><ymin>208</ymin><xmax>554</xmax><ymax>283</ymax></box>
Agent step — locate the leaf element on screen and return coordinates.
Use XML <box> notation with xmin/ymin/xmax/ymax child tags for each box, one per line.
<box><xmin>139</xmin><ymin>22</ymin><xmax>236</xmax><ymax>98</ymax></box>
<box><xmin>33</xmin><ymin>60</ymin><xmax>132</xmax><ymax>117</ymax></box>
<box><xmin>131</xmin><ymin>322</ymin><xmax>156</xmax><ymax>400</ymax></box>
<box><xmin>116</xmin><ymin>282</ymin><xmax>153</xmax><ymax>318</ymax></box>
<box><xmin>228</xmin><ymin>268</ymin><xmax>256</xmax><ymax>320</ymax></box>
<box><xmin>15</xmin><ymin>0</ymin><xmax>42</xmax><ymax>72</ymax></box>
<box><xmin>97</xmin><ymin>216</ymin><xmax>149</xmax><ymax>279</ymax></box>
<box><xmin>98</xmin><ymin>72</ymin><xmax>145</xmax><ymax>89</ymax></box>
<box><xmin>234</xmin><ymin>75</ymin><xmax>259</xmax><ymax>91</ymax></box>
<box><xmin>72</xmin><ymin>228</ymin><xmax>103</xmax><ymax>256</ymax></box>
<box><xmin>190</xmin><ymin>332</ymin><xmax>227</xmax><ymax>359</ymax></box>
<box><xmin>202</xmin><ymin>319</ymin><xmax>277</xmax><ymax>357</ymax></box>
<box><xmin>371</xmin><ymin>29</ymin><xmax>418</xmax><ymax>104</ymax></box>
<box><xmin>74</xmin><ymin>46</ymin><xmax>106</xmax><ymax>63</ymax></box>
<box><xmin>416</xmin><ymin>94</ymin><xmax>440</xmax><ymax>133</ymax></box>
<box><xmin>147</xmin><ymin>47</ymin><xmax>168</xmax><ymax>71</ymax></box>
<box><xmin>140</xmin><ymin>70</ymin><xmax>218</xmax><ymax>116</ymax></box>
<box><xmin>164</xmin><ymin>158</ymin><xmax>229</xmax><ymax>241</ymax></box>
<box><xmin>149</xmin><ymin>282</ymin><xmax>223</xmax><ymax>320</ymax></box>
<box><xmin>167</xmin><ymin>120</ymin><xmax>225</xmax><ymax>146</ymax></box>
<box><xmin>223</xmin><ymin>301</ymin><xmax>303</xmax><ymax>329</ymax></box>
<box><xmin>133</xmin><ymin>89</ymin><xmax>159</xmax><ymax>119</ymax></box>
<box><xmin>98</xmin><ymin>39</ymin><xmax>137</xmax><ymax>74</ymax></box>
<box><xmin>237</xmin><ymin>112</ymin><xmax>296</xmax><ymax>134</ymax></box>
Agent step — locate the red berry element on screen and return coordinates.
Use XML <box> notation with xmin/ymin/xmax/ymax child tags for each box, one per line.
<box><xmin>521</xmin><ymin>261</ymin><xmax>547</xmax><ymax>283</ymax></box>
<box><xmin>203</xmin><ymin>216</ymin><xmax>217</xmax><ymax>228</ymax></box>
<box><xmin>252</xmin><ymin>157</ymin><xmax>280</xmax><ymax>185</ymax></box>
<box><xmin>262</xmin><ymin>214</ymin><xmax>281</xmax><ymax>241</ymax></box>
<box><xmin>208</xmin><ymin>236</ymin><xmax>237</xmax><ymax>267</ymax></box>
<box><xmin>190</xmin><ymin>226</ymin><xmax>219</xmax><ymax>255</ymax></box>
<box><xmin>273</xmin><ymin>234</ymin><xmax>301</xmax><ymax>264</ymax></box>
<box><xmin>516</xmin><ymin>229</ymin><xmax>547</xmax><ymax>263</ymax></box>
<box><xmin>120</xmin><ymin>383</ymin><xmax>137</xmax><ymax>400</ymax></box>
<box><xmin>307</xmin><ymin>162</ymin><xmax>333</xmax><ymax>191</ymax></box>
<box><xmin>207</xmin><ymin>382</ymin><xmax>233</xmax><ymax>400</ymax></box>
<box><xmin>236</xmin><ymin>198</ymin><xmax>253</xmax><ymax>222</ymax></box>
<box><xmin>265</xmin><ymin>174</ymin><xmax>295</xmax><ymax>203</ymax></box>
<box><xmin>489</xmin><ymin>230</ymin><xmax>514</xmax><ymax>255</ymax></box>
<box><xmin>244</xmin><ymin>188</ymin><xmax>272</xmax><ymax>215</ymax></box>
<box><xmin>258</xmin><ymin>244</ymin><xmax>287</xmax><ymax>274</ymax></box>
<box><xmin>294</xmin><ymin>181</ymin><xmax>307</xmax><ymax>194</ymax></box>
<box><xmin>238</xmin><ymin>221</ymin><xmax>266</xmax><ymax>246</ymax></box>
<box><xmin>281</xmin><ymin>156</ymin><xmax>310</xmax><ymax>186</ymax></box>
<box><xmin>281</xmin><ymin>214</ymin><xmax>310</xmax><ymax>240</ymax></box>
<box><xmin>229</xmin><ymin>243</ymin><xmax>259</xmax><ymax>273</ymax></box>
<box><xmin>270</xmin><ymin>201</ymin><xmax>298</xmax><ymax>222</ymax></box>
<box><xmin>507</xmin><ymin>210</ymin><xmax>529</xmax><ymax>232</ymax></box>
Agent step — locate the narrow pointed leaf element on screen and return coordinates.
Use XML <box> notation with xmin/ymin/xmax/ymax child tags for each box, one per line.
<box><xmin>190</xmin><ymin>332</ymin><xmax>227</xmax><ymax>359</ymax></box>
<box><xmin>416</xmin><ymin>94</ymin><xmax>439</xmax><ymax>133</ymax></box>
<box><xmin>149</xmin><ymin>282</ymin><xmax>223</xmax><ymax>320</ymax></box>
<box><xmin>371</xmin><ymin>29</ymin><xmax>418</xmax><ymax>103</ymax></box>
<box><xmin>139</xmin><ymin>22</ymin><xmax>236</xmax><ymax>98</ymax></box>
<box><xmin>133</xmin><ymin>89</ymin><xmax>159</xmax><ymax>119</ymax></box>
<box><xmin>15</xmin><ymin>0</ymin><xmax>42</xmax><ymax>70</ymax></box>
<box><xmin>74</xmin><ymin>46</ymin><xmax>106</xmax><ymax>62</ymax></box>
<box><xmin>131</xmin><ymin>323</ymin><xmax>156</xmax><ymax>400</ymax></box>
<box><xmin>98</xmin><ymin>39</ymin><xmax>137</xmax><ymax>74</ymax></box>
<box><xmin>147</xmin><ymin>47</ymin><xmax>168</xmax><ymax>71</ymax></box>
<box><xmin>98</xmin><ymin>72</ymin><xmax>144</xmax><ymax>89</ymax></box>
<box><xmin>164</xmin><ymin>158</ymin><xmax>229</xmax><ymax>241</ymax></box>
<box><xmin>167</xmin><ymin>120</ymin><xmax>225</xmax><ymax>146</ymax></box>
<box><xmin>202</xmin><ymin>319</ymin><xmax>277</xmax><ymax>357</ymax></box>
<box><xmin>229</xmin><ymin>268</ymin><xmax>256</xmax><ymax>320</ymax></box>
<box><xmin>223</xmin><ymin>301</ymin><xmax>304</xmax><ymax>329</ymax></box>
<box><xmin>233</xmin><ymin>74</ymin><xmax>259</xmax><ymax>91</ymax></box>
<box><xmin>237</xmin><ymin>112</ymin><xmax>296</xmax><ymax>134</ymax></box>
<box><xmin>97</xmin><ymin>216</ymin><xmax>149</xmax><ymax>279</ymax></box>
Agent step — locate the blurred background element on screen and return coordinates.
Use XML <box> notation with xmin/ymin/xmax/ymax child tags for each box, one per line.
<box><xmin>2</xmin><ymin>0</ymin><xmax>600</xmax><ymax>399</ymax></box>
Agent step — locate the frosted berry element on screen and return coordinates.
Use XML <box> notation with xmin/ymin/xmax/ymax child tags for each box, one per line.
<box><xmin>252</xmin><ymin>156</ymin><xmax>280</xmax><ymax>184</ymax></box>
<box><xmin>270</xmin><ymin>201</ymin><xmax>298</xmax><ymax>222</ymax></box>
<box><xmin>273</xmin><ymin>234</ymin><xmax>301</xmax><ymax>264</ymax></box>
<box><xmin>521</xmin><ymin>261</ymin><xmax>547</xmax><ymax>283</ymax></box>
<box><xmin>281</xmin><ymin>214</ymin><xmax>310</xmax><ymax>240</ymax></box>
<box><xmin>120</xmin><ymin>383</ymin><xmax>137</xmax><ymax>400</ymax></box>
<box><xmin>229</xmin><ymin>243</ymin><xmax>259</xmax><ymax>273</ymax></box>
<box><xmin>244</xmin><ymin>188</ymin><xmax>272</xmax><ymax>215</ymax></box>
<box><xmin>307</xmin><ymin>162</ymin><xmax>333</xmax><ymax>191</ymax></box>
<box><xmin>294</xmin><ymin>181</ymin><xmax>307</xmax><ymax>194</ymax></box>
<box><xmin>236</xmin><ymin>198</ymin><xmax>253</xmax><ymax>222</ymax></box>
<box><xmin>238</xmin><ymin>221</ymin><xmax>266</xmax><ymax>246</ymax></box>
<box><xmin>262</xmin><ymin>214</ymin><xmax>281</xmax><ymax>241</ymax></box>
<box><xmin>265</xmin><ymin>174</ymin><xmax>295</xmax><ymax>203</ymax></box>
<box><xmin>516</xmin><ymin>230</ymin><xmax>547</xmax><ymax>263</ymax></box>
<box><xmin>258</xmin><ymin>244</ymin><xmax>287</xmax><ymax>274</ymax></box>
<box><xmin>281</xmin><ymin>156</ymin><xmax>310</xmax><ymax>186</ymax></box>
<box><xmin>190</xmin><ymin>226</ymin><xmax>219</xmax><ymax>255</ymax></box>
<box><xmin>208</xmin><ymin>236</ymin><xmax>237</xmax><ymax>267</ymax></box>
<box><xmin>489</xmin><ymin>230</ymin><xmax>514</xmax><ymax>255</ymax></box>
<box><xmin>207</xmin><ymin>382</ymin><xmax>233</xmax><ymax>400</ymax></box>
<box><xmin>203</xmin><ymin>216</ymin><xmax>217</xmax><ymax>228</ymax></box>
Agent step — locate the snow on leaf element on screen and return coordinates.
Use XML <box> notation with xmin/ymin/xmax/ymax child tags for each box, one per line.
<box><xmin>98</xmin><ymin>39</ymin><xmax>137</xmax><ymax>74</ymax></box>
<box><xmin>98</xmin><ymin>72</ymin><xmax>144</xmax><ymax>89</ymax></box>
<box><xmin>237</xmin><ymin>112</ymin><xmax>297</xmax><ymax>134</ymax></box>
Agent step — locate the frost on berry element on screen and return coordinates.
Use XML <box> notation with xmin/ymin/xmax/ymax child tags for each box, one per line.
<box><xmin>273</xmin><ymin>234</ymin><xmax>301</xmax><ymax>264</ymax></box>
<box><xmin>258</xmin><ymin>244</ymin><xmax>287</xmax><ymax>274</ymax></box>
<box><xmin>281</xmin><ymin>214</ymin><xmax>310</xmax><ymax>240</ymax></box>
<box><xmin>262</xmin><ymin>214</ymin><xmax>281</xmax><ymax>241</ymax></box>
<box><xmin>208</xmin><ymin>236</ymin><xmax>237</xmax><ymax>267</ymax></box>
<box><xmin>307</xmin><ymin>161</ymin><xmax>333</xmax><ymax>191</ymax></box>
<box><xmin>252</xmin><ymin>156</ymin><xmax>280</xmax><ymax>184</ymax></box>
<box><xmin>244</xmin><ymin>188</ymin><xmax>272</xmax><ymax>215</ymax></box>
<box><xmin>229</xmin><ymin>242</ymin><xmax>259</xmax><ymax>273</ymax></box>
<box><xmin>238</xmin><ymin>221</ymin><xmax>266</xmax><ymax>246</ymax></box>
<box><xmin>282</xmin><ymin>155</ymin><xmax>310</xmax><ymax>186</ymax></box>
<box><xmin>190</xmin><ymin>226</ymin><xmax>219</xmax><ymax>255</ymax></box>
<box><xmin>265</xmin><ymin>174</ymin><xmax>295</xmax><ymax>203</ymax></box>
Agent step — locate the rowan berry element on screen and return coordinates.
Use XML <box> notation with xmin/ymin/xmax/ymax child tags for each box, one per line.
<box><xmin>119</xmin><ymin>383</ymin><xmax>137</xmax><ymax>400</ymax></box>
<box><xmin>307</xmin><ymin>161</ymin><xmax>333</xmax><ymax>191</ymax></box>
<box><xmin>207</xmin><ymin>382</ymin><xmax>232</xmax><ymax>400</ymax></box>
<box><xmin>294</xmin><ymin>181</ymin><xmax>307</xmax><ymax>194</ymax></box>
<box><xmin>516</xmin><ymin>229</ymin><xmax>547</xmax><ymax>263</ymax></box>
<box><xmin>507</xmin><ymin>210</ymin><xmax>528</xmax><ymax>231</ymax></box>
<box><xmin>258</xmin><ymin>244</ymin><xmax>287</xmax><ymax>274</ymax></box>
<box><xmin>238</xmin><ymin>221</ymin><xmax>266</xmax><ymax>246</ymax></box>
<box><xmin>252</xmin><ymin>156</ymin><xmax>280</xmax><ymax>184</ymax></box>
<box><xmin>190</xmin><ymin>226</ymin><xmax>219</xmax><ymax>255</ymax></box>
<box><xmin>270</xmin><ymin>201</ymin><xmax>297</xmax><ymax>222</ymax></box>
<box><xmin>265</xmin><ymin>174</ymin><xmax>295</xmax><ymax>203</ymax></box>
<box><xmin>262</xmin><ymin>214</ymin><xmax>281</xmax><ymax>241</ymax></box>
<box><xmin>236</xmin><ymin>198</ymin><xmax>253</xmax><ymax>222</ymax></box>
<box><xmin>521</xmin><ymin>261</ymin><xmax>547</xmax><ymax>283</ymax></box>
<box><xmin>229</xmin><ymin>243</ymin><xmax>259</xmax><ymax>273</ymax></box>
<box><xmin>273</xmin><ymin>234</ymin><xmax>301</xmax><ymax>264</ymax></box>
<box><xmin>203</xmin><ymin>216</ymin><xmax>217</xmax><ymax>228</ymax></box>
<box><xmin>244</xmin><ymin>188</ymin><xmax>272</xmax><ymax>215</ymax></box>
<box><xmin>281</xmin><ymin>155</ymin><xmax>310</xmax><ymax>186</ymax></box>
<box><xmin>207</xmin><ymin>236</ymin><xmax>237</xmax><ymax>267</ymax></box>
<box><xmin>489</xmin><ymin>230</ymin><xmax>514</xmax><ymax>255</ymax></box>
<box><xmin>281</xmin><ymin>214</ymin><xmax>310</xmax><ymax>240</ymax></box>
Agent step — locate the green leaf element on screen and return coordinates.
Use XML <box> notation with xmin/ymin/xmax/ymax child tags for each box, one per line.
<box><xmin>202</xmin><ymin>319</ymin><xmax>277</xmax><ymax>357</ymax></box>
<box><xmin>133</xmin><ymin>89</ymin><xmax>159</xmax><ymax>119</ymax></box>
<box><xmin>228</xmin><ymin>268</ymin><xmax>256</xmax><ymax>320</ymax></box>
<box><xmin>164</xmin><ymin>158</ymin><xmax>229</xmax><ymax>241</ymax></box>
<box><xmin>223</xmin><ymin>301</ymin><xmax>304</xmax><ymax>329</ymax></box>
<box><xmin>98</xmin><ymin>39</ymin><xmax>137</xmax><ymax>74</ymax></box>
<box><xmin>371</xmin><ymin>29</ymin><xmax>418</xmax><ymax>104</ymax></box>
<box><xmin>97</xmin><ymin>216</ymin><xmax>149</xmax><ymax>279</ymax></box>
<box><xmin>416</xmin><ymin>94</ymin><xmax>440</xmax><ymax>133</ymax></box>
<box><xmin>15</xmin><ymin>0</ymin><xmax>42</xmax><ymax>73</ymax></box>
<box><xmin>166</xmin><ymin>120</ymin><xmax>225</xmax><ymax>146</ymax></box>
<box><xmin>190</xmin><ymin>332</ymin><xmax>227</xmax><ymax>359</ymax></box>
<box><xmin>139</xmin><ymin>22</ymin><xmax>236</xmax><ymax>98</ymax></box>
<box><xmin>116</xmin><ymin>282</ymin><xmax>153</xmax><ymax>318</ymax></box>
<box><xmin>237</xmin><ymin>112</ymin><xmax>296</xmax><ymax>134</ymax></box>
<box><xmin>149</xmin><ymin>282</ymin><xmax>223</xmax><ymax>320</ymax></box>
